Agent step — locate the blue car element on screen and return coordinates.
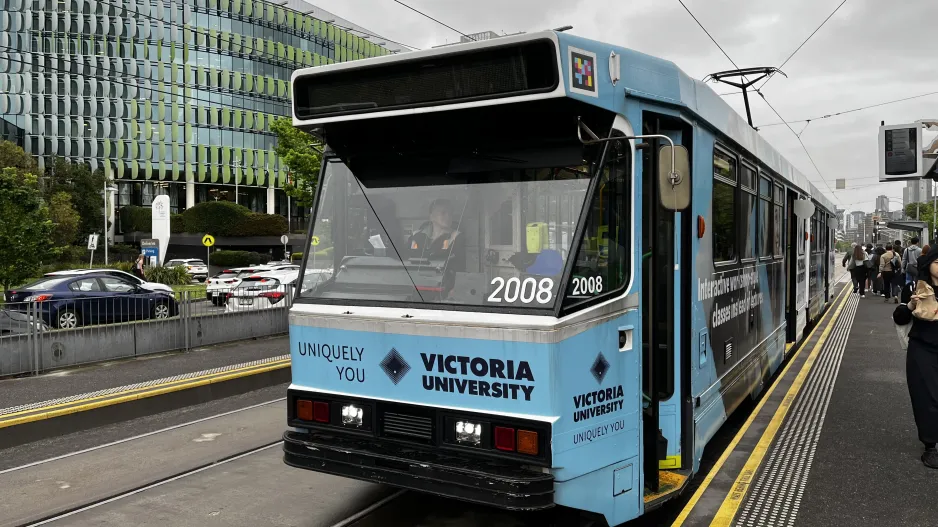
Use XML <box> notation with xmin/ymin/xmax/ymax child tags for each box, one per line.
<box><xmin>4</xmin><ymin>273</ymin><xmax>178</xmax><ymax>329</ymax></box>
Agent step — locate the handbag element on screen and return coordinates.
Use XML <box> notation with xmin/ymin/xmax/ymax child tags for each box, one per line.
<box><xmin>911</xmin><ymin>281</ymin><xmax>938</xmax><ymax>321</ymax></box>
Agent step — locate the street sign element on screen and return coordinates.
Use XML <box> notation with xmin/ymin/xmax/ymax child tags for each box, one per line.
<box><xmin>202</xmin><ymin>234</ymin><xmax>215</xmax><ymax>247</ymax></box>
<box><xmin>311</xmin><ymin>235</ymin><xmax>320</xmax><ymax>246</ymax></box>
<box><xmin>280</xmin><ymin>234</ymin><xmax>289</xmax><ymax>245</ymax></box>
<box><xmin>87</xmin><ymin>233</ymin><xmax>99</xmax><ymax>250</ymax></box>
<box><xmin>141</xmin><ymin>238</ymin><xmax>159</xmax><ymax>261</ymax></box>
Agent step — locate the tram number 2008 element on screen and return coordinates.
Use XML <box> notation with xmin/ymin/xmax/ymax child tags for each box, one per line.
<box><xmin>571</xmin><ymin>276</ymin><xmax>603</xmax><ymax>296</ymax></box>
<box><xmin>487</xmin><ymin>277</ymin><xmax>554</xmax><ymax>304</ymax></box>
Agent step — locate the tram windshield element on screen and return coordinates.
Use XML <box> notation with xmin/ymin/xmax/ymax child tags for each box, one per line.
<box><xmin>302</xmin><ymin>145</ymin><xmax>604</xmax><ymax>310</ymax></box>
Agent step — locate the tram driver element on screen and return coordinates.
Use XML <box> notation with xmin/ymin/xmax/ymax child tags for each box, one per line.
<box><xmin>408</xmin><ymin>198</ymin><xmax>465</xmax><ymax>269</ymax></box>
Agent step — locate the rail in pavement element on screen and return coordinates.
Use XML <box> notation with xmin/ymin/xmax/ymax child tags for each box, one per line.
<box><xmin>675</xmin><ymin>283</ymin><xmax>937</xmax><ymax>526</ymax></box>
<box><xmin>0</xmin><ymin>336</ymin><xmax>290</xmax><ymax>449</ymax></box>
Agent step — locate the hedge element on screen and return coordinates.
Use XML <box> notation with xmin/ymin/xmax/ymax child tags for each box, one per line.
<box><xmin>118</xmin><ymin>202</ymin><xmax>285</xmax><ymax>237</ymax></box>
<box><xmin>119</xmin><ymin>206</ymin><xmax>183</xmax><ymax>233</ymax></box>
<box><xmin>209</xmin><ymin>250</ymin><xmax>267</xmax><ymax>268</ymax></box>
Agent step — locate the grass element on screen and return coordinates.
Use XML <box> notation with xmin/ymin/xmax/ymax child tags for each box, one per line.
<box><xmin>171</xmin><ymin>283</ymin><xmax>207</xmax><ymax>301</ymax></box>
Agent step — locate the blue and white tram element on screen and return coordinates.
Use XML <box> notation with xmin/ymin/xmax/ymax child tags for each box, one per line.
<box><xmin>283</xmin><ymin>31</ymin><xmax>836</xmax><ymax>526</ymax></box>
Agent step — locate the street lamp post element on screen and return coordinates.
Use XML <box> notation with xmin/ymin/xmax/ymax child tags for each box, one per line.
<box><xmin>103</xmin><ymin>181</ymin><xmax>117</xmax><ymax>265</ymax></box>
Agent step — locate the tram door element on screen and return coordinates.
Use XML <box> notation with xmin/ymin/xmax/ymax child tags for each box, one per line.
<box><xmin>640</xmin><ymin>113</ymin><xmax>689</xmax><ymax>492</ymax></box>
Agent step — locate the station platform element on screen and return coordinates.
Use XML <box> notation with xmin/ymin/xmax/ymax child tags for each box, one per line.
<box><xmin>674</xmin><ymin>283</ymin><xmax>938</xmax><ymax>527</ymax></box>
<box><xmin>0</xmin><ymin>335</ymin><xmax>290</xmax><ymax>450</ymax></box>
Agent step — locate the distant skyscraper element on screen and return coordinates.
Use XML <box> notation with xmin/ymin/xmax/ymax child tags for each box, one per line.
<box><xmin>904</xmin><ymin>179</ymin><xmax>933</xmax><ymax>207</ymax></box>
<box><xmin>875</xmin><ymin>195</ymin><xmax>889</xmax><ymax>212</ymax></box>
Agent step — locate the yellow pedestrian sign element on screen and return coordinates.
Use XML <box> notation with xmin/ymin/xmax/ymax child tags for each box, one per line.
<box><xmin>312</xmin><ymin>235</ymin><xmax>320</xmax><ymax>246</ymax></box>
<box><xmin>202</xmin><ymin>234</ymin><xmax>215</xmax><ymax>247</ymax></box>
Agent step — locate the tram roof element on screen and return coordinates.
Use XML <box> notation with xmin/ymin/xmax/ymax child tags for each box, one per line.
<box><xmin>291</xmin><ymin>30</ymin><xmax>835</xmax><ymax>213</ymax></box>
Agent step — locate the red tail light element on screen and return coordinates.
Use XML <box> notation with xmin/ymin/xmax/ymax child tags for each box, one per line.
<box><xmin>494</xmin><ymin>426</ymin><xmax>516</xmax><ymax>452</ymax></box>
<box><xmin>224</xmin><ymin>279</ymin><xmax>236</xmax><ymax>284</ymax></box>
<box><xmin>259</xmin><ymin>292</ymin><xmax>285</xmax><ymax>304</ymax></box>
<box><xmin>313</xmin><ymin>401</ymin><xmax>330</xmax><ymax>423</ymax></box>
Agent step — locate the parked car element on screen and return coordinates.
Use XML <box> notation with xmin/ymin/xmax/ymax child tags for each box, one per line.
<box><xmin>206</xmin><ymin>266</ymin><xmax>272</xmax><ymax>306</ymax></box>
<box><xmin>0</xmin><ymin>308</ymin><xmax>49</xmax><ymax>336</ymax></box>
<box><xmin>44</xmin><ymin>268</ymin><xmax>174</xmax><ymax>294</ymax></box>
<box><xmin>4</xmin><ymin>274</ymin><xmax>179</xmax><ymax>329</ymax></box>
<box><xmin>224</xmin><ymin>270</ymin><xmax>298</xmax><ymax>311</ymax></box>
<box><xmin>165</xmin><ymin>259</ymin><xmax>209</xmax><ymax>282</ymax></box>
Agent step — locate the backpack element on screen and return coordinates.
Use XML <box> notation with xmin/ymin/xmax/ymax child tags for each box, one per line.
<box><xmin>890</xmin><ymin>252</ymin><xmax>900</xmax><ymax>272</ymax></box>
<box><xmin>905</xmin><ymin>247</ymin><xmax>921</xmax><ymax>279</ymax></box>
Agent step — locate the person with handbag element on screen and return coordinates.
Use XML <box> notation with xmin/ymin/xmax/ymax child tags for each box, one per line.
<box><xmin>893</xmin><ymin>248</ymin><xmax>938</xmax><ymax>469</ymax></box>
<box><xmin>846</xmin><ymin>244</ymin><xmax>869</xmax><ymax>297</ymax></box>
<box><xmin>879</xmin><ymin>244</ymin><xmax>898</xmax><ymax>302</ymax></box>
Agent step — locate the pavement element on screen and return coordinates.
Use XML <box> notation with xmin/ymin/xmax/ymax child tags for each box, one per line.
<box><xmin>0</xmin><ymin>335</ymin><xmax>288</xmax><ymax>410</ymax></box>
<box><xmin>796</xmin><ymin>295</ymin><xmax>938</xmax><ymax>526</ymax></box>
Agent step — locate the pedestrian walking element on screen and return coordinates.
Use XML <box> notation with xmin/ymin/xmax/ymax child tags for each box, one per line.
<box><xmin>894</xmin><ymin>240</ymin><xmax>905</xmax><ymax>303</ymax></box>
<box><xmin>133</xmin><ymin>254</ymin><xmax>146</xmax><ymax>279</ymax></box>
<box><xmin>880</xmin><ymin>244</ymin><xmax>899</xmax><ymax>302</ymax></box>
<box><xmin>904</xmin><ymin>237</ymin><xmax>923</xmax><ymax>285</ymax></box>
<box><xmin>893</xmin><ymin>248</ymin><xmax>938</xmax><ymax>469</ymax></box>
<box><xmin>846</xmin><ymin>244</ymin><xmax>870</xmax><ymax>297</ymax></box>
<box><xmin>869</xmin><ymin>247</ymin><xmax>882</xmax><ymax>294</ymax></box>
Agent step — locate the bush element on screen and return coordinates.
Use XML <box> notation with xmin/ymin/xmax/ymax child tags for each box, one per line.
<box><xmin>119</xmin><ymin>206</ymin><xmax>151</xmax><ymax>233</ymax></box>
<box><xmin>182</xmin><ymin>201</ymin><xmax>251</xmax><ymax>236</ymax></box>
<box><xmin>236</xmin><ymin>213</ymin><xmax>288</xmax><ymax>236</ymax></box>
<box><xmin>171</xmin><ymin>213</ymin><xmax>184</xmax><ymax>233</ymax></box>
<box><xmin>209</xmin><ymin>250</ymin><xmax>267</xmax><ymax>268</ymax></box>
<box><xmin>144</xmin><ymin>265</ymin><xmax>191</xmax><ymax>285</ymax></box>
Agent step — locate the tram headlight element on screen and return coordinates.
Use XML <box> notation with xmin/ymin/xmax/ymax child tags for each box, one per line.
<box><xmin>455</xmin><ymin>420</ymin><xmax>483</xmax><ymax>445</ymax></box>
<box><xmin>341</xmin><ymin>404</ymin><xmax>364</xmax><ymax>427</ymax></box>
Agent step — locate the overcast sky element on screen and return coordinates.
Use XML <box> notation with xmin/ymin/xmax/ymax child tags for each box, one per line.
<box><xmin>312</xmin><ymin>0</ymin><xmax>936</xmax><ymax>214</ymax></box>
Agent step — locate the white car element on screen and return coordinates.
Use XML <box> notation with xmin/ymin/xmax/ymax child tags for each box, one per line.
<box><xmin>44</xmin><ymin>269</ymin><xmax>174</xmax><ymax>295</ymax></box>
<box><xmin>165</xmin><ymin>259</ymin><xmax>209</xmax><ymax>282</ymax></box>
<box><xmin>224</xmin><ymin>269</ymin><xmax>299</xmax><ymax>311</ymax></box>
<box><xmin>206</xmin><ymin>266</ymin><xmax>272</xmax><ymax>305</ymax></box>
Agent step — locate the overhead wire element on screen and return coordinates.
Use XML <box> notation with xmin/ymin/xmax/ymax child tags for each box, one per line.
<box><xmin>675</xmin><ymin>0</ymin><xmax>840</xmax><ymax>204</ymax></box>
<box><xmin>756</xmin><ymin>91</ymin><xmax>938</xmax><ymax>128</ymax></box>
<box><xmin>757</xmin><ymin>0</ymin><xmax>848</xmax><ymax>91</ymax></box>
<box><xmin>391</xmin><ymin>0</ymin><xmax>475</xmax><ymax>41</ymax></box>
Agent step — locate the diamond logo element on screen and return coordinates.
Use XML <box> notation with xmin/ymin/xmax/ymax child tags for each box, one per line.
<box><xmin>380</xmin><ymin>348</ymin><xmax>410</xmax><ymax>385</ymax></box>
<box><xmin>591</xmin><ymin>352</ymin><xmax>610</xmax><ymax>384</ymax></box>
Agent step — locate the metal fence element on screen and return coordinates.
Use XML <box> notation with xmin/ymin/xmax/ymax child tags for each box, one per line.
<box><xmin>0</xmin><ymin>289</ymin><xmax>291</xmax><ymax>377</ymax></box>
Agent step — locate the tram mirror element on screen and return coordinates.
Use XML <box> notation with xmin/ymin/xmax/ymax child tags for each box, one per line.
<box><xmin>658</xmin><ymin>145</ymin><xmax>690</xmax><ymax>210</ymax></box>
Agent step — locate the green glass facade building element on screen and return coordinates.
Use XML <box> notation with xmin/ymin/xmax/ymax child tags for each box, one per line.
<box><xmin>0</xmin><ymin>0</ymin><xmax>400</xmax><ymax>238</ymax></box>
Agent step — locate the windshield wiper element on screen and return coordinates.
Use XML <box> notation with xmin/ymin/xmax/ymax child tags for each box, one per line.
<box><xmin>349</xmin><ymin>177</ymin><xmax>427</xmax><ymax>303</ymax></box>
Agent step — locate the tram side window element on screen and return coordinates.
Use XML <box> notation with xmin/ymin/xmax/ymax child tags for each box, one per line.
<box><xmin>712</xmin><ymin>149</ymin><xmax>737</xmax><ymax>262</ymax></box>
<box><xmin>740</xmin><ymin>164</ymin><xmax>757</xmax><ymax>261</ymax></box>
<box><xmin>563</xmin><ymin>139</ymin><xmax>630</xmax><ymax>309</ymax></box>
<box><xmin>758</xmin><ymin>175</ymin><xmax>772</xmax><ymax>259</ymax></box>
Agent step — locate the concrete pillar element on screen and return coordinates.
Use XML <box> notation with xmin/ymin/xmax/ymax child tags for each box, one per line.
<box><xmin>186</xmin><ymin>181</ymin><xmax>195</xmax><ymax>209</ymax></box>
<box><xmin>267</xmin><ymin>187</ymin><xmax>276</xmax><ymax>214</ymax></box>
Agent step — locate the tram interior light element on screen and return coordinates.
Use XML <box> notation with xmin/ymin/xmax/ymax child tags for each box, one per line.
<box><xmin>341</xmin><ymin>404</ymin><xmax>364</xmax><ymax>427</ymax></box>
<box><xmin>455</xmin><ymin>420</ymin><xmax>483</xmax><ymax>445</ymax></box>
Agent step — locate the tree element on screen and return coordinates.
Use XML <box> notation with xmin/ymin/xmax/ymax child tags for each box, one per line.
<box><xmin>0</xmin><ymin>140</ymin><xmax>38</xmax><ymax>176</ymax></box>
<box><xmin>48</xmin><ymin>191</ymin><xmax>81</xmax><ymax>247</ymax></box>
<box><xmin>0</xmin><ymin>168</ymin><xmax>53</xmax><ymax>289</ymax></box>
<box><xmin>271</xmin><ymin>117</ymin><xmax>322</xmax><ymax>208</ymax></box>
<box><xmin>904</xmin><ymin>202</ymin><xmax>936</xmax><ymax>239</ymax></box>
<box><xmin>43</xmin><ymin>157</ymin><xmax>106</xmax><ymax>241</ymax></box>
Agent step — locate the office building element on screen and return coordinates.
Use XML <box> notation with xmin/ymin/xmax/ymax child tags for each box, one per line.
<box><xmin>903</xmin><ymin>179</ymin><xmax>933</xmax><ymax>208</ymax></box>
<box><xmin>875</xmin><ymin>195</ymin><xmax>889</xmax><ymax>213</ymax></box>
<box><xmin>0</xmin><ymin>0</ymin><xmax>403</xmax><ymax>242</ymax></box>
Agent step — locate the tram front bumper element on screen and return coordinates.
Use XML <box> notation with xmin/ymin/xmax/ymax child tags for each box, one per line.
<box><xmin>282</xmin><ymin>430</ymin><xmax>554</xmax><ymax>510</ymax></box>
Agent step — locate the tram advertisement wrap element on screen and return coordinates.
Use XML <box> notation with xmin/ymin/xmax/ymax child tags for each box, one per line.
<box><xmin>290</xmin><ymin>326</ymin><xmax>553</xmax><ymax>416</ymax></box>
<box><xmin>698</xmin><ymin>262</ymin><xmax>784</xmax><ymax>377</ymax></box>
